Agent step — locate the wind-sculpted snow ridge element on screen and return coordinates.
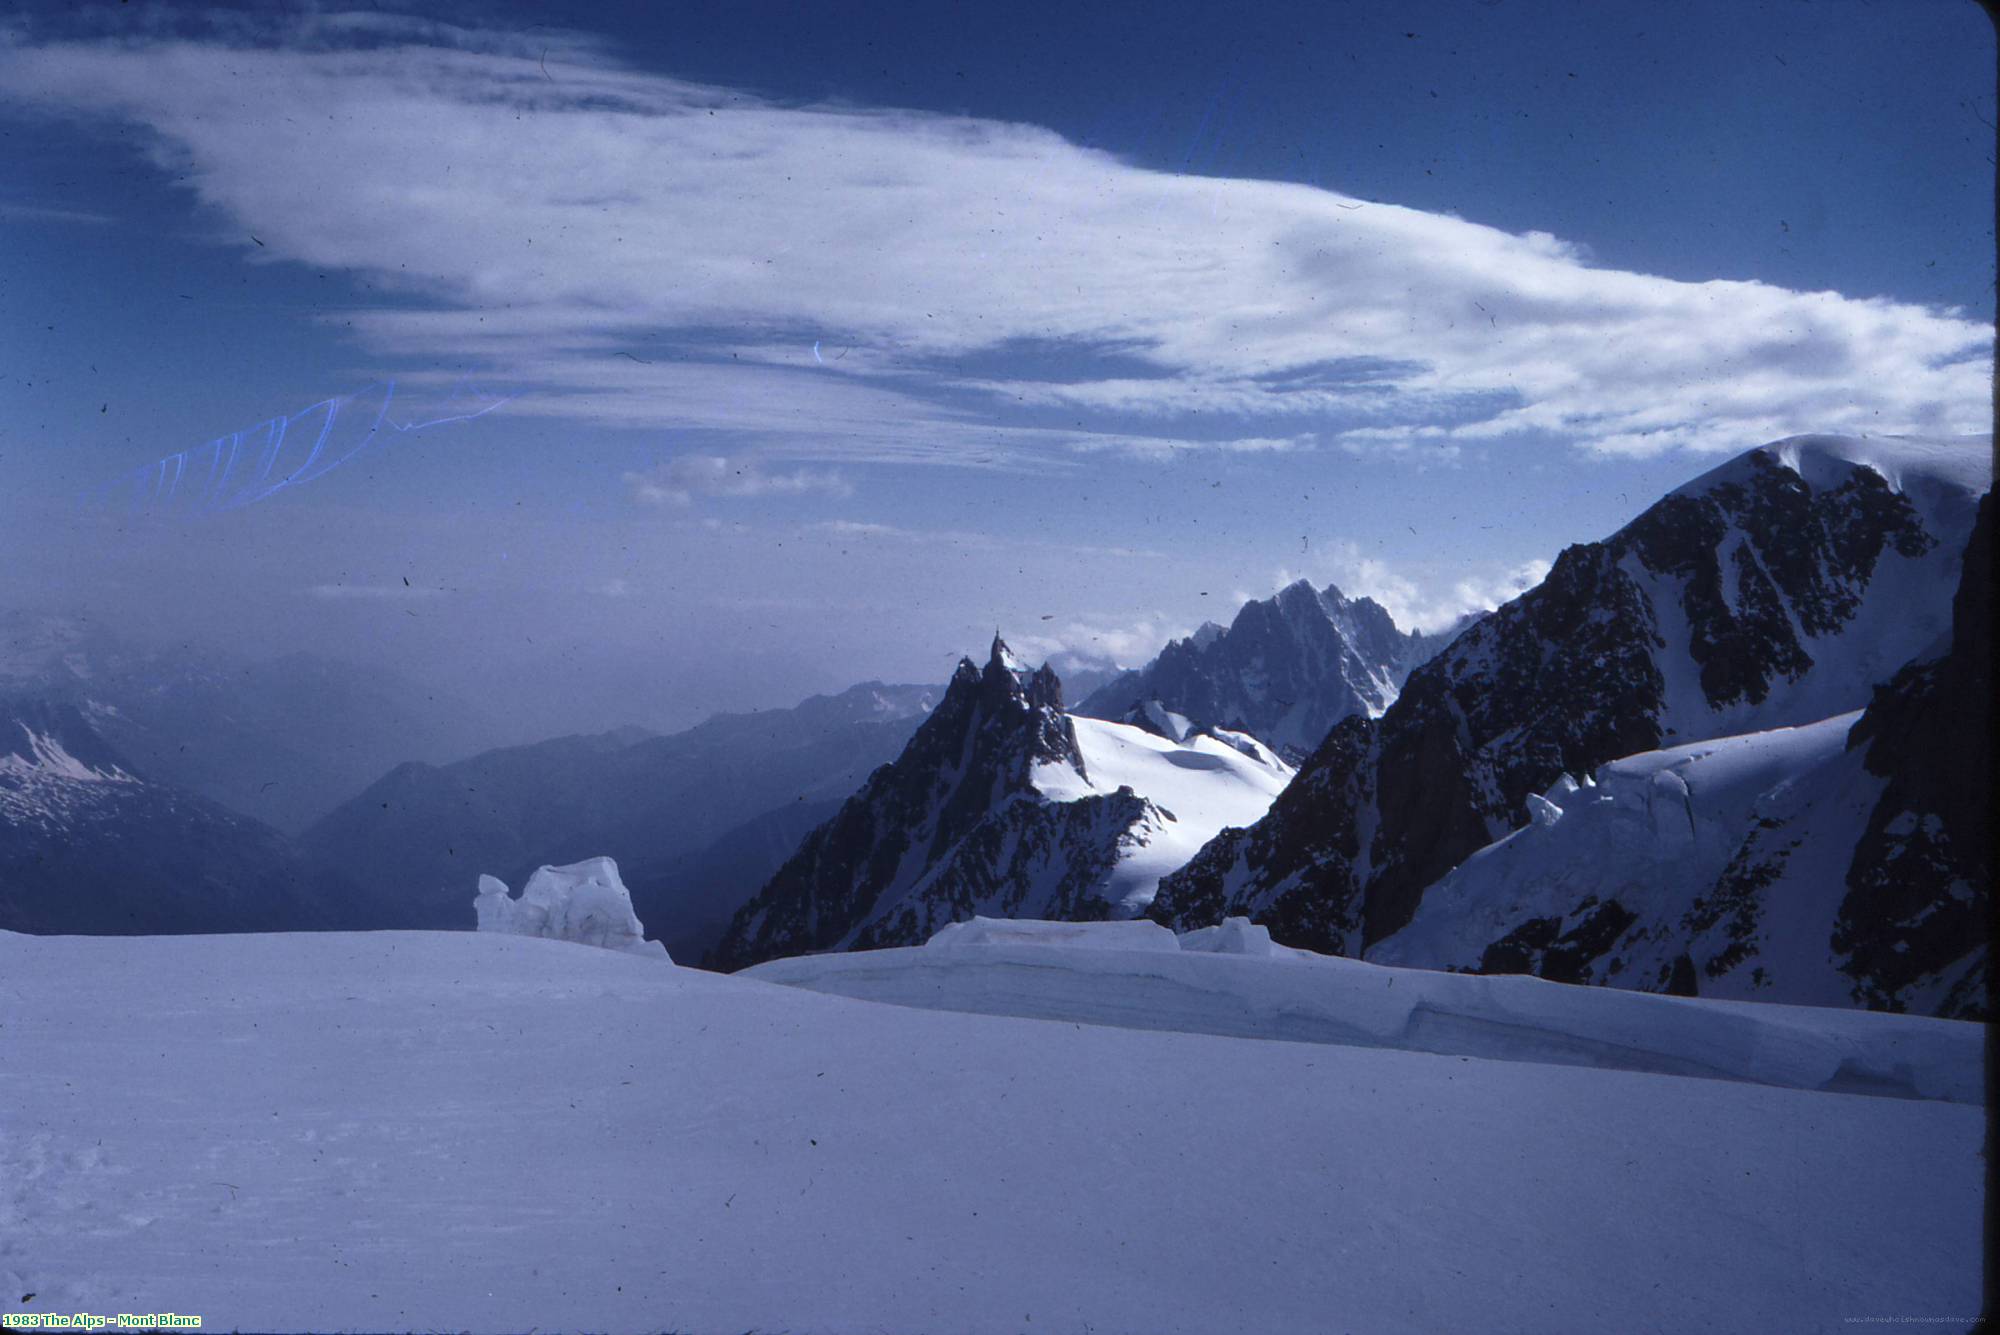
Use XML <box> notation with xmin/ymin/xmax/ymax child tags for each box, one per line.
<box><xmin>926</xmin><ymin>915</ymin><xmax>1183</xmax><ymax>952</ymax></box>
<box><xmin>3</xmin><ymin>929</ymin><xmax>1981</xmax><ymax>1332</ymax></box>
<box><xmin>748</xmin><ymin>918</ymin><xmax>1985</xmax><ymax>1105</ymax></box>
<box><xmin>709</xmin><ymin>636</ymin><xmax>1292</xmax><ymax>970</ymax></box>
<box><xmin>474</xmin><ymin>857</ymin><xmax>670</xmax><ymax>960</ymax></box>
<box><xmin>1152</xmin><ymin>434</ymin><xmax>1991</xmax><ymax>1015</ymax></box>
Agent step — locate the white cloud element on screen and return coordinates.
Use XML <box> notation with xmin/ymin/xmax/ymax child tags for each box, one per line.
<box><xmin>0</xmin><ymin>18</ymin><xmax>1985</xmax><ymax>467</ymax></box>
<box><xmin>816</xmin><ymin>520</ymin><xmax>902</xmax><ymax>539</ymax></box>
<box><xmin>808</xmin><ymin>520</ymin><xmax>1162</xmax><ymax>561</ymax></box>
<box><xmin>1293</xmin><ymin>542</ymin><xmax>1552</xmax><ymax>633</ymax></box>
<box><xmin>625</xmin><ymin>455</ymin><xmax>851</xmax><ymax>505</ymax></box>
<box><xmin>1010</xmin><ymin>613</ymin><xmax>1193</xmax><ymax>669</ymax></box>
<box><xmin>1063</xmin><ymin>431</ymin><xmax>1314</xmax><ymax>459</ymax></box>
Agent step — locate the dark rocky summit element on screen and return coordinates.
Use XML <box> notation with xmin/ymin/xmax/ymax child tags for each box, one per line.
<box><xmin>1077</xmin><ymin>580</ymin><xmax>1462</xmax><ymax>763</ymax></box>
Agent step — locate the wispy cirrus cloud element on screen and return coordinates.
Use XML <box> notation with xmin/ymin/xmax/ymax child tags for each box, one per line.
<box><xmin>305</xmin><ymin>581</ymin><xmax>446</xmax><ymax>600</ymax></box>
<box><xmin>625</xmin><ymin>454</ymin><xmax>852</xmax><ymax>505</ymax></box>
<box><xmin>0</xmin><ymin>199</ymin><xmax>114</xmax><ymax>225</ymax></box>
<box><xmin>0</xmin><ymin>14</ymin><xmax>1985</xmax><ymax>471</ymax></box>
<box><xmin>1009</xmin><ymin>612</ymin><xmax>1198</xmax><ymax>670</ymax></box>
<box><xmin>809</xmin><ymin>519</ymin><xmax>1163</xmax><ymax>561</ymax></box>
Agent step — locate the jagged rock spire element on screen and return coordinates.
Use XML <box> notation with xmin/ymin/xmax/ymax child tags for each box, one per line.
<box><xmin>710</xmin><ymin>629</ymin><xmax>1097</xmax><ymax>969</ymax></box>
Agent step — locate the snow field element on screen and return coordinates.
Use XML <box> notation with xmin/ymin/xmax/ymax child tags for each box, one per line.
<box><xmin>2</xmin><ymin>928</ymin><xmax>1982</xmax><ymax>1334</ymax></box>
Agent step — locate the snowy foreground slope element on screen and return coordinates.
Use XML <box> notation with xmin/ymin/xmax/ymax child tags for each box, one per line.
<box><xmin>4</xmin><ymin>930</ymin><xmax>1983</xmax><ymax>1335</ymax></box>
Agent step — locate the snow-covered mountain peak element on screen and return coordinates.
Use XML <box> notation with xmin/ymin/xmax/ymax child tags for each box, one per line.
<box><xmin>988</xmin><ymin>631</ymin><xmax>1032</xmax><ymax>676</ymax></box>
<box><xmin>1078</xmin><ymin>578</ymin><xmax>1441</xmax><ymax>761</ymax></box>
<box><xmin>1</xmin><ymin>723</ymin><xmax>134</xmax><ymax>785</ymax></box>
<box><xmin>1154</xmin><ymin>436</ymin><xmax>1991</xmax><ymax>1016</ymax></box>
<box><xmin>1671</xmin><ymin>433</ymin><xmax>1990</xmax><ymax>527</ymax></box>
<box><xmin>974</xmin><ymin>632</ymin><xmax>1066</xmax><ymax>715</ymax></box>
<box><xmin>0</xmin><ymin>702</ymin><xmax>138</xmax><ymax>786</ymax></box>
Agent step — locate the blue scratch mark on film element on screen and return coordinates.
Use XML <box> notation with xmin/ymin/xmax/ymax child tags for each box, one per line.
<box><xmin>84</xmin><ymin>377</ymin><xmax>521</xmax><ymax>520</ymax></box>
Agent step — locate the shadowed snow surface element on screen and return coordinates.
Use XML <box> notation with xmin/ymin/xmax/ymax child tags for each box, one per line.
<box><xmin>1</xmin><ymin>929</ymin><xmax>1982</xmax><ymax>1334</ymax></box>
<box><xmin>754</xmin><ymin>919</ymin><xmax>1983</xmax><ymax>1104</ymax></box>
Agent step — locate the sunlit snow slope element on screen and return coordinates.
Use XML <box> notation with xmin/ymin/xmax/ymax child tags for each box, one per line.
<box><xmin>2</xmin><ymin>929</ymin><xmax>1982</xmax><ymax>1335</ymax></box>
<box><xmin>1035</xmin><ymin>716</ymin><xmax>1292</xmax><ymax>912</ymax></box>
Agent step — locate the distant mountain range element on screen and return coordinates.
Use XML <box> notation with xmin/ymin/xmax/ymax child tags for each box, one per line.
<box><xmin>0</xmin><ymin>698</ymin><xmax>371</xmax><ymax>934</ymax></box>
<box><xmin>0</xmin><ymin>671</ymin><xmax>937</xmax><ymax>958</ymax></box>
<box><xmin>0</xmin><ymin>613</ymin><xmax>497</xmax><ymax>833</ymax></box>
<box><xmin>4</xmin><ymin>433</ymin><xmax>1986</xmax><ymax>1018</ymax></box>
<box><xmin>299</xmin><ymin>681</ymin><xmax>939</xmax><ymax>962</ymax></box>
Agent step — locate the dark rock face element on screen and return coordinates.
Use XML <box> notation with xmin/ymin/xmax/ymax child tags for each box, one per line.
<box><xmin>710</xmin><ymin>639</ymin><xmax>1159</xmax><ymax>971</ymax></box>
<box><xmin>1077</xmin><ymin>580</ymin><xmax>1455</xmax><ymax>763</ymax></box>
<box><xmin>0</xmin><ymin>700</ymin><xmax>370</xmax><ymax>934</ymax></box>
<box><xmin>1152</xmin><ymin>439</ymin><xmax>1983</xmax><ymax>992</ymax></box>
<box><xmin>1836</xmin><ymin>492</ymin><xmax>1991</xmax><ymax>1018</ymax></box>
<box><xmin>1361</xmin><ymin>539</ymin><xmax>1670</xmax><ymax>944</ymax></box>
<box><xmin>1477</xmin><ymin>898</ymin><xmax>1639</xmax><ymax>985</ymax></box>
<box><xmin>1685</xmin><ymin>815</ymin><xmax>1789</xmax><ymax>985</ymax></box>
<box><xmin>845</xmin><ymin>788</ymin><xmax>1148</xmax><ymax>952</ymax></box>
<box><xmin>1160</xmin><ymin>715</ymin><xmax>1379</xmax><ymax>956</ymax></box>
<box><xmin>1151</xmin><ymin>532</ymin><xmax>1671</xmax><ymax>956</ymax></box>
<box><xmin>1622</xmin><ymin>453</ymin><xmax>1933</xmax><ymax>712</ymax></box>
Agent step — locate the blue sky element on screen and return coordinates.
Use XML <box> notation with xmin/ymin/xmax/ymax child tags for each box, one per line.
<box><xmin>0</xmin><ymin>0</ymin><xmax>1991</xmax><ymax>737</ymax></box>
